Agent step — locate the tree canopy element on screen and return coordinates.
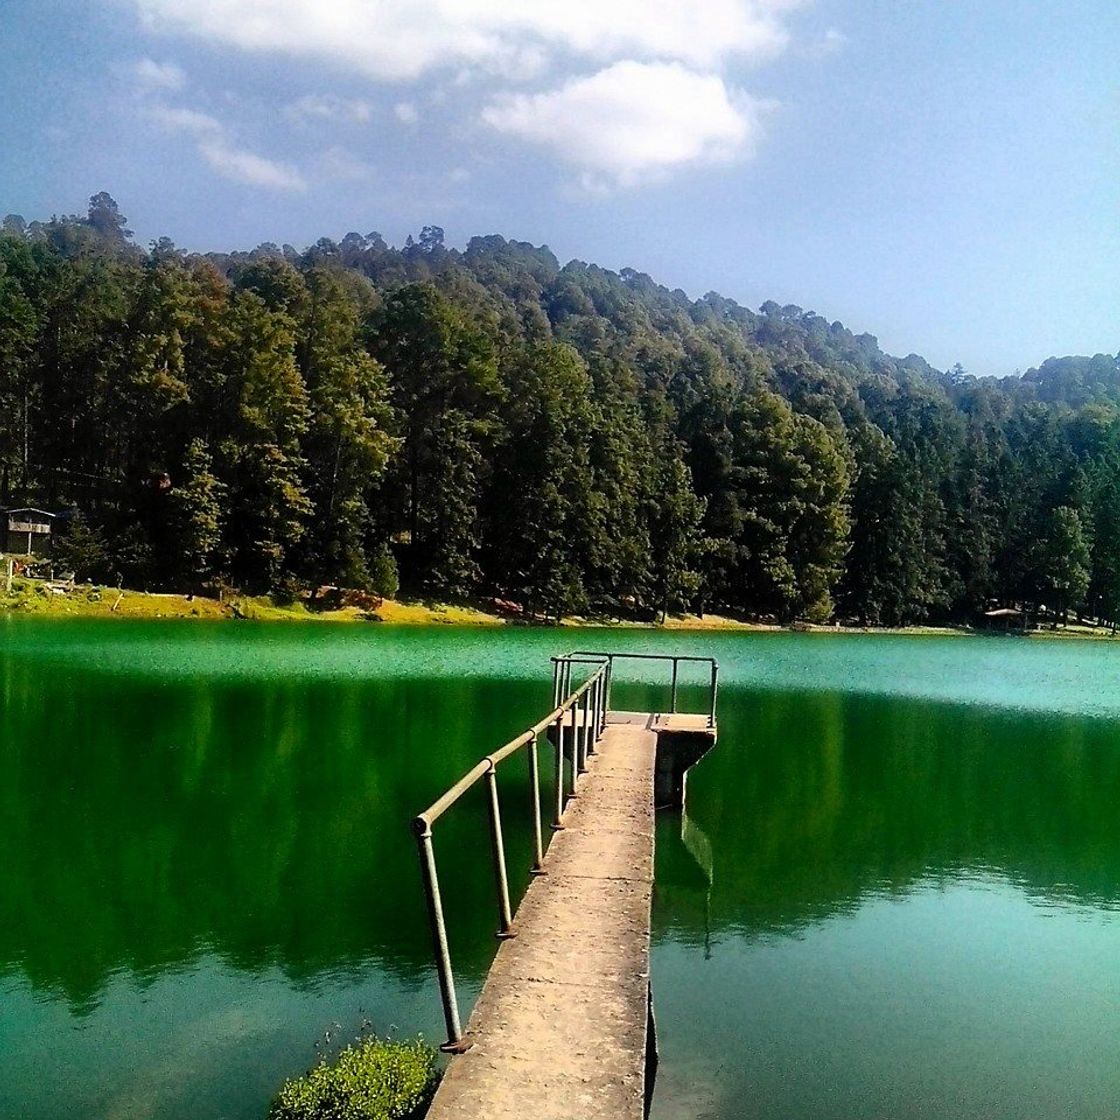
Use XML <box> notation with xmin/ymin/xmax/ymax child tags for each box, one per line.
<box><xmin>1</xmin><ymin>193</ymin><xmax>1118</xmax><ymax>625</ymax></box>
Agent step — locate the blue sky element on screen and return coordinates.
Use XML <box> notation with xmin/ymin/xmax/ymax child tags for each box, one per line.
<box><xmin>1</xmin><ymin>0</ymin><xmax>1116</xmax><ymax>375</ymax></box>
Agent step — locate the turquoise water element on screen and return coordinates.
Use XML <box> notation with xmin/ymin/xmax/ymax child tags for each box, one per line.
<box><xmin>0</xmin><ymin>620</ymin><xmax>1118</xmax><ymax>1118</ymax></box>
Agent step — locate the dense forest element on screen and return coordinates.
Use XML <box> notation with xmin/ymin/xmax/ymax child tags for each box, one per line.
<box><xmin>1</xmin><ymin>193</ymin><xmax>1118</xmax><ymax>626</ymax></box>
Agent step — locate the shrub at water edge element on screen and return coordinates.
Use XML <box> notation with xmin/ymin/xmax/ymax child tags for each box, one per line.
<box><xmin>268</xmin><ymin>1037</ymin><xmax>439</xmax><ymax>1120</ymax></box>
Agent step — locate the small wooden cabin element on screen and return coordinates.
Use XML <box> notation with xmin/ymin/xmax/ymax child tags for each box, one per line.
<box><xmin>5</xmin><ymin>508</ymin><xmax>55</xmax><ymax>556</ymax></box>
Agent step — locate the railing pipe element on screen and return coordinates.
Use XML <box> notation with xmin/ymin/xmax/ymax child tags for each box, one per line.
<box><xmin>552</xmin><ymin>710</ymin><xmax>565</xmax><ymax>829</ymax></box>
<box><xmin>709</xmin><ymin>662</ymin><xmax>719</xmax><ymax>728</ymax></box>
<box><xmin>413</xmin><ymin>823</ymin><xmax>465</xmax><ymax>1051</ymax></box>
<box><xmin>602</xmin><ymin>662</ymin><xmax>610</xmax><ymax>731</ymax></box>
<box><xmin>418</xmin><ymin>759</ymin><xmax>490</xmax><ymax>829</ymax></box>
<box><xmin>568</xmin><ymin>651</ymin><xmax>719</xmax><ymax>725</ymax></box>
<box><xmin>527</xmin><ymin>730</ymin><xmax>545</xmax><ymax>873</ymax></box>
<box><xmin>568</xmin><ymin>697</ymin><xmax>579</xmax><ymax>795</ymax></box>
<box><xmin>578</xmin><ymin>687</ymin><xmax>589</xmax><ymax>773</ymax></box>
<box><xmin>485</xmin><ymin>764</ymin><xmax>515</xmax><ymax>939</ymax></box>
<box><xmin>590</xmin><ymin>675</ymin><xmax>601</xmax><ymax>752</ymax></box>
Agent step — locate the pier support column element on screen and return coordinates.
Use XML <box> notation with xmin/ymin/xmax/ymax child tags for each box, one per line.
<box><xmin>654</xmin><ymin>730</ymin><xmax>716</xmax><ymax>809</ymax></box>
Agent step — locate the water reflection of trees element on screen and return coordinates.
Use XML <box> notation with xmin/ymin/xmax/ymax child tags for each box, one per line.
<box><xmin>0</xmin><ymin>660</ymin><xmax>548</xmax><ymax>1011</ymax></box>
<box><xmin>659</xmin><ymin>689</ymin><xmax>1120</xmax><ymax>941</ymax></box>
<box><xmin>6</xmin><ymin>656</ymin><xmax>1117</xmax><ymax>1012</ymax></box>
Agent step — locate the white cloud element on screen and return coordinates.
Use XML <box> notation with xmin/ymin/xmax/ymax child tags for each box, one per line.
<box><xmin>133</xmin><ymin>0</ymin><xmax>797</xmax><ymax>80</ymax></box>
<box><xmin>132</xmin><ymin>0</ymin><xmax>808</xmax><ymax>187</ymax></box>
<box><xmin>148</xmin><ymin>104</ymin><xmax>222</xmax><ymax>137</ymax></box>
<box><xmin>318</xmin><ymin>146</ymin><xmax>377</xmax><ymax>183</ymax></box>
<box><xmin>284</xmin><ymin>93</ymin><xmax>372</xmax><ymax>124</ymax></box>
<box><xmin>132</xmin><ymin>57</ymin><xmax>186</xmax><ymax>90</ymax></box>
<box><xmin>394</xmin><ymin>101</ymin><xmax>419</xmax><ymax>125</ymax></box>
<box><xmin>482</xmin><ymin>61</ymin><xmax>772</xmax><ymax>188</ymax></box>
<box><xmin>149</xmin><ymin>104</ymin><xmax>306</xmax><ymax>191</ymax></box>
<box><xmin>199</xmin><ymin>141</ymin><xmax>307</xmax><ymax>190</ymax></box>
<box><xmin>449</xmin><ymin>167</ymin><xmax>471</xmax><ymax>183</ymax></box>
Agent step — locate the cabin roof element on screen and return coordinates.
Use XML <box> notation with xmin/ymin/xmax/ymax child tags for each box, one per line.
<box><xmin>5</xmin><ymin>507</ymin><xmax>56</xmax><ymax>518</ymax></box>
<box><xmin>984</xmin><ymin>607</ymin><xmax>1022</xmax><ymax>618</ymax></box>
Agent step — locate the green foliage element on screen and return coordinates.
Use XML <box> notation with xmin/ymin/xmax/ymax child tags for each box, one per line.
<box><xmin>168</xmin><ymin>438</ymin><xmax>225</xmax><ymax>584</ymax></box>
<box><xmin>53</xmin><ymin>510</ymin><xmax>109</xmax><ymax>581</ymax></box>
<box><xmin>3</xmin><ymin>194</ymin><xmax>1120</xmax><ymax>626</ymax></box>
<box><xmin>368</xmin><ymin>283</ymin><xmax>499</xmax><ymax>598</ymax></box>
<box><xmin>1032</xmin><ymin>505</ymin><xmax>1091</xmax><ymax>619</ymax></box>
<box><xmin>268</xmin><ymin>1038</ymin><xmax>438</xmax><ymax>1120</ymax></box>
<box><xmin>487</xmin><ymin>341</ymin><xmax>594</xmax><ymax>617</ymax></box>
<box><xmin>367</xmin><ymin>542</ymin><xmax>399</xmax><ymax>599</ymax></box>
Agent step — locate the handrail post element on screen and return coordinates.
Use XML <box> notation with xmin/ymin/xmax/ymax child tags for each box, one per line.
<box><xmin>600</xmin><ymin>663</ymin><xmax>609</xmax><ymax>734</ymax></box>
<box><xmin>589</xmin><ymin>674</ymin><xmax>600</xmax><ymax>752</ymax></box>
<box><xmin>551</xmin><ymin>657</ymin><xmax>560</xmax><ymax>707</ymax></box>
<box><xmin>578</xmin><ymin>688</ymin><xmax>589</xmax><ymax>773</ymax></box>
<box><xmin>413</xmin><ymin>822</ymin><xmax>467</xmax><ymax>1052</ymax></box>
<box><xmin>590</xmin><ymin>675</ymin><xmax>598</xmax><ymax>748</ymax></box>
<box><xmin>709</xmin><ymin>661</ymin><xmax>719</xmax><ymax>728</ymax></box>
<box><xmin>552</xmin><ymin>711</ymin><xmax>565</xmax><ymax>830</ymax></box>
<box><xmin>527</xmin><ymin>731</ymin><xmax>545</xmax><ymax>873</ymax></box>
<box><xmin>670</xmin><ymin>657</ymin><xmax>679</xmax><ymax>713</ymax></box>
<box><xmin>485</xmin><ymin>765</ymin><xmax>515</xmax><ymax>939</ymax></box>
<box><xmin>568</xmin><ymin>699</ymin><xmax>579</xmax><ymax>794</ymax></box>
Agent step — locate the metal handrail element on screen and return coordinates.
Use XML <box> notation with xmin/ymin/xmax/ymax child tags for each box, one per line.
<box><xmin>411</xmin><ymin>656</ymin><xmax>610</xmax><ymax>1052</ymax></box>
<box><xmin>566</xmin><ymin>650</ymin><xmax>719</xmax><ymax>728</ymax></box>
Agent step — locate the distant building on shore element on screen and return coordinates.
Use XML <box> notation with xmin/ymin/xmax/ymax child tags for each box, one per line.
<box><xmin>982</xmin><ymin>606</ymin><xmax>1025</xmax><ymax>632</ymax></box>
<box><xmin>4</xmin><ymin>508</ymin><xmax>55</xmax><ymax>556</ymax></box>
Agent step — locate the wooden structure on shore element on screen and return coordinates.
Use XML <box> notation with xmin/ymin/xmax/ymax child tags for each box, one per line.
<box><xmin>4</xmin><ymin>507</ymin><xmax>54</xmax><ymax>556</ymax></box>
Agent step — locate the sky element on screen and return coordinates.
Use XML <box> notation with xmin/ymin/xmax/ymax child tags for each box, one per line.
<box><xmin>0</xmin><ymin>0</ymin><xmax>1116</xmax><ymax>375</ymax></box>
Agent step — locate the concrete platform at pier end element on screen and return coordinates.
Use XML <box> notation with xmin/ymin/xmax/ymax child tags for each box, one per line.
<box><xmin>423</xmin><ymin>715</ymin><xmax>670</xmax><ymax>1120</ymax></box>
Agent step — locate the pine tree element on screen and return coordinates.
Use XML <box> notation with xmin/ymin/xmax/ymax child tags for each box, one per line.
<box><xmin>220</xmin><ymin>290</ymin><xmax>312</xmax><ymax>590</ymax></box>
<box><xmin>486</xmin><ymin>341</ymin><xmax>594</xmax><ymax>618</ymax></box>
<box><xmin>368</xmin><ymin>283</ymin><xmax>500</xmax><ymax>596</ymax></box>
<box><xmin>298</xmin><ymin>269</ymin><xmax>396</xmax><ymax>588</ymax></box>
<box><xmin>168</xmin><ymin>438</ymin><xmax>225</xmax><ymax>586</ymax></box>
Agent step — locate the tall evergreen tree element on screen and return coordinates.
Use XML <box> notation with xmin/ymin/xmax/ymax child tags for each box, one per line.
<box><xmin>486</xmin><ymin>341</ymin><xmax>594</xmax><ymax>617</ymax></box>
<box><xmin>168</xmin><ymin>438</ymin><xmax>225</xmax><ymax>586</ymax></box>
<box><xmin>368</xmin><ymin>283</ymin><xmax>500</xmax><ymax>596</ymax></box>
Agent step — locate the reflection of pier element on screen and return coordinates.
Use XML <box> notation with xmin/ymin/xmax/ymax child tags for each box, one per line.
<box><xmin>413</xmin><ymin>652</ymin><xmax>718</xmax><ymax>1120</ymax></box>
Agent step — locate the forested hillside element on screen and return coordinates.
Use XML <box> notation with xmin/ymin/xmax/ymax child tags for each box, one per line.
<box><xmin>1</xmin><ymin>193</ymin><xmax>1118</xmax><ymax>625</ymax></box>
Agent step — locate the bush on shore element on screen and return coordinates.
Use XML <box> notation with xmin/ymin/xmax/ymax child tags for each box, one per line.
<box><xmin>268</xmin><ymin>1037</ymin><xmax>439</xmax><ymax>1120</ymax></box>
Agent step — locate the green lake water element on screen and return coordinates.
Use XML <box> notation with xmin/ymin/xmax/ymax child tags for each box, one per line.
<box><xmin>1</xmin><ymin>620</ymin><xmax>1118</xmax><ymax>1119</ymax></box>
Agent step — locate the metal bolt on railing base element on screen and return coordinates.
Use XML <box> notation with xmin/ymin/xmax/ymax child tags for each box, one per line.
<box><xmin>495</xmin><ymin>928</ymin><xmax>517</xmax><ymax>940</ymax></box>
<box><xmin>549</xmin><ymin>822</ymin><xmax>565</xmax><ymax>831</ymax></box>
<box><xmin>439</xmin><ymin>1038</ymin><xmax>473</xmax><ymax>1055</ymax></box>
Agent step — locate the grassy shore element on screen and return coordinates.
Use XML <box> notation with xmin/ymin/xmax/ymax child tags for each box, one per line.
<box><xmin>0</xmin><ymin>574</ymin><xmax>1116</xmax><ymax>639</ymax></box>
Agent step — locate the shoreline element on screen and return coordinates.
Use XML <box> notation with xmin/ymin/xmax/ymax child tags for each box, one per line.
<box><xmin>1</xmin><ymin>578</ymin><xmax>1116</xmax><ymax>640</ymax></box>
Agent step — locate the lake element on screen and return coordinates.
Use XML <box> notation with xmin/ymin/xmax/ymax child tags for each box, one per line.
<box><xmin>0</xmin><ymin>620</ymin><xmax>1118</xmax><ymax>1119</ymax></box>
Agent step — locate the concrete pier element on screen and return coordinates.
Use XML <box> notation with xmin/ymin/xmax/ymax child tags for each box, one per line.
<box><xmin>425</xmin><ymin>711</ymin><xmax>716</xmax><ymax>1120</ymax></box>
